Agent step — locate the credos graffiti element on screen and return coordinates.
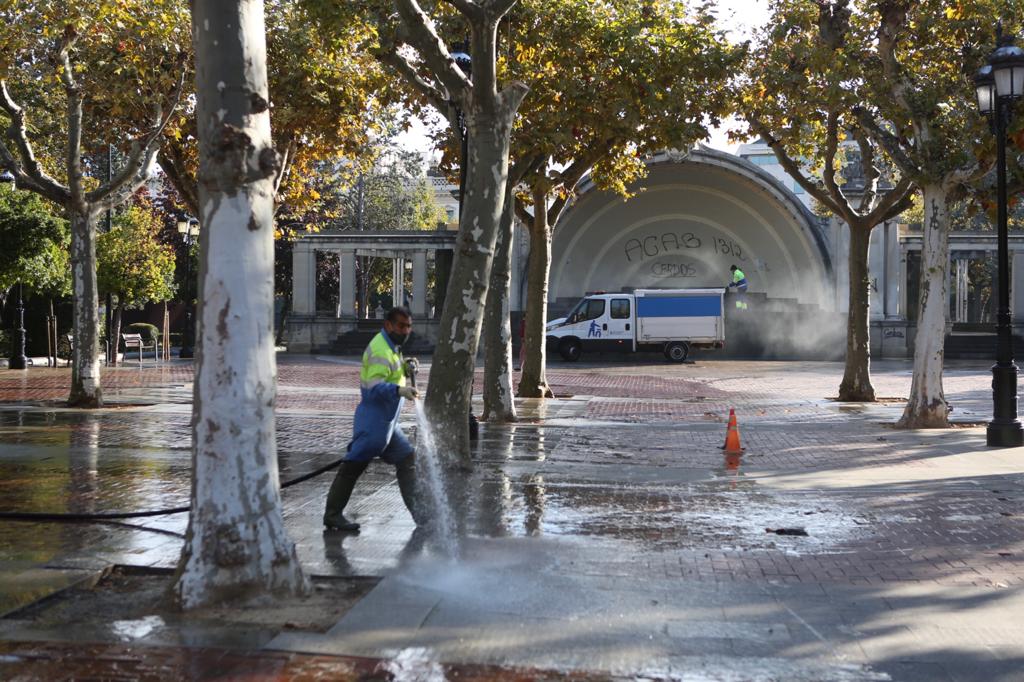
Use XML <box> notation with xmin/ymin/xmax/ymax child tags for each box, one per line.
<box><xmin>650</xmin><ymin>261</ymin><xmax>698</xmax><ymax>278</ymax></box>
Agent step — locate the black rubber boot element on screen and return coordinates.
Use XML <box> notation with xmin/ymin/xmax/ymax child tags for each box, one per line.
<box><xmin>323</xmin><ymin>460</ymin><xmax>369</xmax><ymax>531</ymax></box>
<box><xmin>395</xmin><ymin>455</ymin><xmax>426</xmax><ymax>526</ymax></box>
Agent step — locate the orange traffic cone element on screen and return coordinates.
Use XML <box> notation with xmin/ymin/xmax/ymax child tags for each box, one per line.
<box><xmin>720</xmin><ymin>408</ymin><xmax>745</xmax><ymax>454</ymax></box>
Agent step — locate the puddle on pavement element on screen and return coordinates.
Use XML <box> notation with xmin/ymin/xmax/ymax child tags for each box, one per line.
<box><xmin>473</xmin><ymin>424</ymin><xmax>554</xmax><ymax>462</ymax></box>
<box><xmin>393</xmin><ymin>536</ymin><xmax>563</xmax><ymax>600</ymax></box>
<box><xmin>422</xmin><ymin>468</ymin><xmax>864</xmax><ymax>555</ymax></box>
<box><xmin>110</xmin><ymin>614</ymin><xmax>164</xmax><ymax>641</ymax></box>
<box><xmin>2</xmin><ymin>567</ymin><xmax>378</xmax><ymax>646</ymax></box>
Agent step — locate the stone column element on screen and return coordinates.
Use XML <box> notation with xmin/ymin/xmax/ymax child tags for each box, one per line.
<box><xmin>291</xmin><ymin>241</ymin><xmax>315</xmax><ymax>315</ymax></box>
<box><xmin>412</xmin><ymin>251</ymin><xmax>428</xmax><ymax>317</ymax></box>
<box><xmin>339</xmin><ymin>250</ymin><xmax>356</xmax><ymax>318</ymax></box>
<box><xmin>898</xmin><ymin>247</ymin><xmax>909</xmax><ymax>319</ymax></box>
<box><xmin>868</xmin><ymin>224</ymin><xmax>884</xmax><ymax>321</ymax></box>
<box><xmin>883</xmin><ymin>222</ymin><xmax>901</xmax><ymax>319</ymax></box>
<box><xmin>832</xmin><ymin>217</ymin><xmax>850</xmax><ymax>313</ymax></box>
<box><xmin>392</xmin><ymin>257</ymin><xmax>405</xmax><ymax>308</ymax></box>
<box><xmin>434</xmin><ymin>249</ymin><xmax>453</xmax><ymax>317</ymax></box>
<box><xmin>953</xmin><ymin>258</ymin><xmax>968</xmax><ymax>323</ymax></box>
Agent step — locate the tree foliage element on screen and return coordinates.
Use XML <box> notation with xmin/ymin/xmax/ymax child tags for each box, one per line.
<box><xmin>97</xmin><ymin>201</ymin><xmax>176</xmax><ymax>308</ymax></box>
<box><xmin>845</xmin><ymin>0</ymin><xmax>1016</xmax><ymax>428</ymax></box>
<box><xmin>507</xmin><ymin>0</ymin><xmax>738</xmax><ymax>194</ymax></box>
<box><xmin>0</xmin><ymin>184</ymin><xmax>70</xmax><ymax>297</ymax></box>
<box><xmin>505</xmin><ymin>0</ymin><xmax>739</xmax><ymax>398</ymax></box>
<box><xmin>0</xmin><ymin>0</ymin><xmax>189</xmax><ymax>183</ymax></box>
<box><xmin>852</xmin><ymin>0</ymin><xmax>1013</xmax><ymax>191</ymax></box>
<box><xmin>159</xmin><ymin>0</ymin><xmax>396</xmax><ymax>225</ymax></box>
<box><xmin>739</xmin><ymin>0</ymin><xmax>914</xmax><ymax>224</ymax></box>
<box><xmin>0</xmin><ymin>0</ymin><xmax>187</xmax><ymax>407</ymax></box>
<box><xmin>330</xmin><ymin>152</ymin><xmax>447</xmax><ymax>232</ymax></box>
<box><xmin>738</xmin><ymin>0</ymin><xmax>916</xmax><ymax>403</ymax></box>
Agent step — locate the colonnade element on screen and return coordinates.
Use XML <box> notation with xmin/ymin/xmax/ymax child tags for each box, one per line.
<box><xmin>292</xmin><ymin>241</ymin><xmax>431</xmax><ymax>317</ymax></box>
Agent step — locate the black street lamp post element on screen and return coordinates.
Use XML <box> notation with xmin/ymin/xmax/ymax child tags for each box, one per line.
<box><xmin>433</xmin><ymin>43</ymin><xmax>471</xmax><ymax>318</ymax></box>
<box><xmin>974</xmin><ymin>29</ymin><xmax>1024</xmax><ymax>447</ymax></box>
<box><xmin>8</xmin><ymin>283</ymin><xmax>27</xmax><ymax>370</ymax></box>
<box><xmin>450</xmin><ymin>42</ymin><xmax>472</xmax><ymax>224</ymax></box>
<box><xmin>176</xmin><ymin>216</ymin><xmax>200</xmax><ymax>359</ymax></box>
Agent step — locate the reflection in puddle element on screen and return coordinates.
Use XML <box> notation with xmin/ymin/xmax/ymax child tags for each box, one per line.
<box><xmin>523</xmin><ymin>474</ymin><xmax>545</xmax><ymax>536</ymax></box>
<box><xmin>722</xmin><ymin>450</ymin><xmax>743</xmax><ymax>488</ymax></box>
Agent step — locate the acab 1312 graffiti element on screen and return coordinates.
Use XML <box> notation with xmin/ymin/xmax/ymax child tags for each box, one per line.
<box><xmin>624</xmin><ymin>231</ymin><xmax>748</xmax><ymax>263</ymax></box>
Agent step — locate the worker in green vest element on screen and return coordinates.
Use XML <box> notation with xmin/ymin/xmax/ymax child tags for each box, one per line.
<box><xmin>728</xmin><ymin>264</ymin><xmax>749</xmax><ymax>310</ymax></box>
<box><xmin>323</xmin><ymin>306</ymin><xmax>422</xmax><ymax>531</ymax></box>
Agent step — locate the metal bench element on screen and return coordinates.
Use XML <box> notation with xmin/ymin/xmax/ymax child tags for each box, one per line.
<box><xmin>121</xmin><ymin>332</ymin><xmax>156</xmax><ymax>366</ymax></box>
<box><xmin>64</xmin><ymin>334</ymin><xmax>113</xmax><ymax>366</ymax></box>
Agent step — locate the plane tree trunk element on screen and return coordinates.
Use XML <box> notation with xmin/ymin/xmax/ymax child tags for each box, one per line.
<box><xmin>838</xmin><ymin>224</ymin><xmax>876</xmax><ymax>401</ymax></box>
<box><xmin>518</xmin><ymin>186</ymin><xmax>554</xmax><ymax>398</ymax></box>
<box><xmin>898</xmin><ymin>184</ymin><xmax>951</xmax><ymax>428</ymax></box>
<box><xmin>173</xmin><ymin>0</ymin><xmax>307</xmax><ymax>609</ymax></box>
<box><xmin>377</xmin><ymin>0</ymin><xmax>528</xmax><ymax>468</ymax></box>
<box><xmin>481</xmin><ymin>182</ymin><xmax>517</xmax><ymax>422</ymax></box>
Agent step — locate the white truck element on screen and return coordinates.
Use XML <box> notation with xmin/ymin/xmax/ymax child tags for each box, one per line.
<box><xmin>545</xmin><ymin>288</ymin><xmax>726</xmax><ymax>362</ymax></box>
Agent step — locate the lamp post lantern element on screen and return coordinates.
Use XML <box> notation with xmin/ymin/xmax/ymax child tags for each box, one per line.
<box><xmin>177</xmin><ymin>217</ymin><xmax>200</xmax><ymax>359</ymax></box>
<box><xmin>974</xmin><ymin>29</ymin><xmax>1024</xmax><ymax>447</ymax></box>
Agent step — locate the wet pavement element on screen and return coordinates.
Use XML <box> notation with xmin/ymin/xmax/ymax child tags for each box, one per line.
<box><xmin>0</xmin><ymin>639</ymin><xmax>600</xmax><ymax>680</ymax></box>
<box><xmin>0</xmin><ymin>356</ymin><xmax>1023</xmax><ymax>680</ymax></box>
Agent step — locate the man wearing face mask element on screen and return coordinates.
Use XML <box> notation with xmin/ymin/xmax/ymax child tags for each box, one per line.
<box><xmin>323</xmin><ymin>306</ymin><xmax>423</xmax><ymax>531</ymax></box>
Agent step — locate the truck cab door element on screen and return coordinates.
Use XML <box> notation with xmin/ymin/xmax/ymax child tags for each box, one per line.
<box><xmin>606</xmin><ymin>297</ymin><xmax>634</xmax><ymax>352</ymax></box>
<box><xmin>577</xmin><ymin>298</ymin><xmax>608</xmax><ymax>349</ymax></box>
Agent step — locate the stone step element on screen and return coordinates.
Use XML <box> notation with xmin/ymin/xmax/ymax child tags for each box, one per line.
<box><xmin>329</xmin><ymin>330</ymin><xmax>434</xmax><ymax>356</ymax></box>
<box><xmin>944</xmin><ymin>333</ymin><xmax>1024</xmax><ymax>360</ymax></box>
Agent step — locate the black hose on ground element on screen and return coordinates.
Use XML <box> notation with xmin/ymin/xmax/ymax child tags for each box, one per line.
<box><xmin>1</xmin><ymin>360</ymin><xmax>422</xmax><ymax>528</ymax></box>
<box><xmin>0</xmin><ymin>456</ymin><xmax>344</xmax><ymax>523</ymax></box>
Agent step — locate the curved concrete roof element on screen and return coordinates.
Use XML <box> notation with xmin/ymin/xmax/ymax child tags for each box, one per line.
<box><xmin>549</xmin><ymin>147</ymin><xmax>833</xmax><ymax>308</ymax></box>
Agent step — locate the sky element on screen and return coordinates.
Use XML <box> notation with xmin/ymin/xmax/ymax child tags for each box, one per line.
<box><xmin>393</xmin><ymin>0</ymin><xmax>771</xmax><ymax>161</ymax></box>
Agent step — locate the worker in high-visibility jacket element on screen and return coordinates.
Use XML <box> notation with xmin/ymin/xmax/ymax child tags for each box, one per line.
<box><xmin>323</xmin><ymin>306</ymin><xmax>422</xmax><ymax>531</ymax></box>
<box><xmin>728</xmin><ymin>264</ymin><xmax>749</xmax><ymax>310</ymax></box>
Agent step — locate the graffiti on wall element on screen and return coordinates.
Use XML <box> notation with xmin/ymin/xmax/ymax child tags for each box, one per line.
<box><xmin>649</xmin><ymin>261</ymin><xmax>699</xmax><ymax>279</ymax></box>
<box><xmin>624</xmin><ymin>231</ymin><xmax>749</xmax><ymax>264</ymax></box>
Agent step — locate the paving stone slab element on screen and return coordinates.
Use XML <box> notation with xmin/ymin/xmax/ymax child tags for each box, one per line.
<box><xmin>0</xmin><ymin>566</ymin><xmax>102</xmax><ymax>618</ymax></box>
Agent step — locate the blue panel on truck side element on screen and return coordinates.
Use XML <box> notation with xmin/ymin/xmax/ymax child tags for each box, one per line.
<box><xmin>636</xmin><ymin>296</ymin><xmax>721</xmax><ymax>318</ymax></box>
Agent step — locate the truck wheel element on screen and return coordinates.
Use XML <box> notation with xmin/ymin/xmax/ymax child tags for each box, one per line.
<box><xmin>664</xmin><ymin>341</ymin><xmax>689</xmax><ymax>363</ymax></box>
<box><xmin>559</xmin><ymin>338</ymin><xmax>582</xmax><ymax>362</ymax></box>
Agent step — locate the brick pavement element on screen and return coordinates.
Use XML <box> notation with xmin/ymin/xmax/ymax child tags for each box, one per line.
<box><xmin>1</xmin><ymin>356</ymin><xmax>1022</xmax><ymax>679</ymax></box>
<box><xmin>0</xmin><ymin>639</ymin><xmax>599</xmax><ymax>681</ymax></box>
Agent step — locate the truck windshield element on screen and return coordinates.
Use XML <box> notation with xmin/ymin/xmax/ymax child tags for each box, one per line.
<box><xmin>568</xmin><ymin>298</ymin><xmax>605</xmax><ymax>323</ymax></box>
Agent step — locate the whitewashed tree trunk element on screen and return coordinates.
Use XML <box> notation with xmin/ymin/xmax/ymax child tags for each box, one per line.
<box><xmin>518</xmin><ymin>188</ymin><xmax>554</xmax><ymax>398</ymax></box>
<box><xmin>481</xmin><ymin>182</ymin><xmax>517</xmax><ymax>422</ymax></box>
<box><xmin>426</xmin><ymin>115</ymin><xmax>515</xmax><ymax>467</ymax></box>
<box><xmin>899</xmin><ymin>184</ymin><xmax>950</xmax><ymax>428</ymax></box>
<box><xmin>173</xmin><ymin>0</ymin><xmax>307</xmax><ymax>609</ymax></box>
<box><xmin>69</xmin><ymin>209</ymin><xmax>103</xmax><ymax>406</ymax></box>
<box><xmin>383</xmin><ymin>0</ymin><xmax>527</xmax><ymax>467</ymax></box>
